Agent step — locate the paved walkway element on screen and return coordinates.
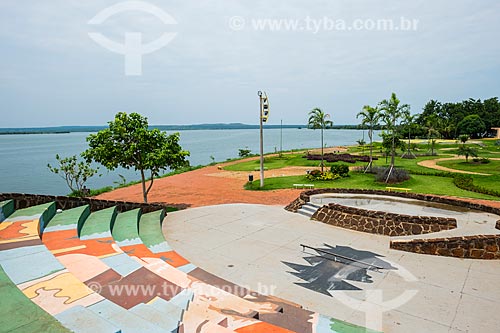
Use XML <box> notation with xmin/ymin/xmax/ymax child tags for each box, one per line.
<box><xmin>417</xmin><ymin>156</ymin><xmax>499</xmax><ymax>176</ymax></box>
<box><xmin>164</xmin><ymin>204</ymin><xmax>500</xmax><ymax>333</ymax></box>
<box><xmin>97</xmin><ymin>156</ymin><xmax>500</xmax><ymax>210</ymax></box>
<box><xmin>96</xmin><ymin>164</ymin><xmax>304</xmax><ymax>208</ymax></box>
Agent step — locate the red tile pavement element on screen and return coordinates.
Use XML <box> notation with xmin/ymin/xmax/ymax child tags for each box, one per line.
<box><xmin>96</xmin><ymin>164</ymin><xmax>302</xmax><ymax>208</ymax></box>
<box><xmin>96</xmin><ymin>161</ymin><xmax>500</xmax><ymax>210</ymax></box>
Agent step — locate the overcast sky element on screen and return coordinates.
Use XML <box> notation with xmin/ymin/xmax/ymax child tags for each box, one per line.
<box><xmin>1</xmin><ymin>0</ymin><xmax>499</xmax><ymax>127</ymax></box>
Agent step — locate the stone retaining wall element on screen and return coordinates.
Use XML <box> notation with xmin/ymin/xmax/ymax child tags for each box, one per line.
<box><xmin>390</xmin><ymin>235</ymin><xmax>500</xmax><ymax>259</ymax></box>
<box><xmin>285</xmin><ymin>188</ymin><xmax>500</xmax><ymax>215</ymax></box>
<box><xmin>0</xmin><ymin>193</ymin><xmax>166</xmax><ymax>214</ymax></box>
<box><xmin>311</xmin><ymin>203</ymin><xmax>456</xmax><ymax>236</ymax></box>
<box><xmin>496</xmin><ymin>220</ymin><xmax>500</xmax><ymax>231</ymax></box>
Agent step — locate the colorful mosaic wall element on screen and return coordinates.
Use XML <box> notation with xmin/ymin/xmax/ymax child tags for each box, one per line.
<box><xmin>0</xmin><ymin>196</ymin><xmax>375</xmax><ymax>333</ymax></box>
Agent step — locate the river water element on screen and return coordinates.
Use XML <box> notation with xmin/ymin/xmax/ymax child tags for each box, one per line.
<box><xmin>0</xmin><ymin>129</ymin><xmax>380</xmax><ymax>195</ymax></box>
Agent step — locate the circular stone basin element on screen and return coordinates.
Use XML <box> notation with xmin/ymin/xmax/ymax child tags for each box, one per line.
<box><xmin>311</xmin><ymin>194</ymin><xmax>475</xmax><ymax>217</ymax></box>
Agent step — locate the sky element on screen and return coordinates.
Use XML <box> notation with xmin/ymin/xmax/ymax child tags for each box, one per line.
<box><xmin>1</xmin><ymin>0</ymin><xmax>499</xmax><ymax>127</ymax></box>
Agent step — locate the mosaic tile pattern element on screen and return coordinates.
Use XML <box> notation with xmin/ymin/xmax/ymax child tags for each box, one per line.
<box><xmin>0</xmin><ymin>200</ymin><xmax>376</xmax><ymax>333</ymax></box>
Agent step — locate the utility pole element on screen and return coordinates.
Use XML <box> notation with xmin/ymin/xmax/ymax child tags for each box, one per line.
<box><xmin>280</xmin><ymin>119</ymin><xmax>283</xmax><ymax>156</ymax></box>
<box><xmin>258</xmin><ymin>91</ymin><xmax>269</xmax><ymax>188</ymax></box>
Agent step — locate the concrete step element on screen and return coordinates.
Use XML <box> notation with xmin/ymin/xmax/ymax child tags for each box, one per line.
<box><xmin>307</xmin><ymin>202</ymin><xmax>322</xmax><ymax>209</ymax></box>
<box><xmin>88</xmin><ymin>299</ymin><xmax>166</xmax><ymax>333</ymax></box>
<box><xmin>297</xmin><ymin>208</ymin><xmax>313</xmax><ymax>218</ymax></box>
<box><xmin>55</xmin><ymin>305</ymin><xmax>121</xmax><ymax>333</ymax></box>
<box><xmin>297</xmin><ymin>203</ymin><xmax>321</xmax><ymax>218</ymax></box>
<box><xmin>129</xmin><ymin>303</ymin><xmax>180</xmax><ymax>332</ymax></box>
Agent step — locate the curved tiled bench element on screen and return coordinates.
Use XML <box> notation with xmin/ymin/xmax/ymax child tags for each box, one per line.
<box><xmin>1</xmin><ymin>194</ymin><xmax>378</xmax><ymax>333</ymax></box>
<box><xmin>120</xmin><ymin>211</ymin><xmax>311</xmax><ymax>332</ymax></box>
<box><xmin>41</xmin><ymin>205</ymin><xmax>195</xmax><ymax>332</ymax></box>
<box><xmin>0</xmin><ymin>203</ymin><xmax>120</xmax><ymax>332</ymax></box>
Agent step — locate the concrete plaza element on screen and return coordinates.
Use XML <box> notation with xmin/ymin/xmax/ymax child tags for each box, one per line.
<box><xmin>164</xmin><ymin>204</ymin><xmax>500</xmax><ymax>332</ymax></box>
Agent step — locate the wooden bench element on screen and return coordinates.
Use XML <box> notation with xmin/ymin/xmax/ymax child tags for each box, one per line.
<box><xmin>254</xmin><ymin>167</ymin><xmax>268</xmax><ymax>171</ymax></box>
<box><xmin>386</xmin><ymin>187</ymin><xmax>412</xmax><ymax>193</ymax></box>
<box><xmin>293</xmin><ymin>184</ymin><xmax>315</xmax><ymax>189</ymax></box>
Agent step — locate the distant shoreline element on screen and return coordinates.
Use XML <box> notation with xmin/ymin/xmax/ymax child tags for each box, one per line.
<box><xmin>0</xmin><ymin>131</ymin><xmax>71</xmax><ymax>135</ymax></box>
<box><xmin>0</xmin><ymin>123</ymin><xmax>368</xmax><ymax>135</ymax></box>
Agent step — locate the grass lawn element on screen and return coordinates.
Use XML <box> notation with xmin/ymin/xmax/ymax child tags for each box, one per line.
<box><xmin>246</xmin><ymin>173</ymin><xmax>499</xmax><ymax>200</ymax></box>
<box><xmin>223</xmin><ymin>154</ymin><xmax>367</xmax><ymax>171</ymax></box>
<box><xmin>437</xmin><ymin>159</ymin><xmax>500</xmax><ymax>174</ymax></box>
<box><xmin>225</xmin><ymin>152</ymin><xmax>449</xmax><ymax>174</ymax></box>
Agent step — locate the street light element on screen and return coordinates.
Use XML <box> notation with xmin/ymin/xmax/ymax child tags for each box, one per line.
<box><xmin>258</xmin><ymin>91</ymin><xmax>269</xmax><ymax>188</ymax></box>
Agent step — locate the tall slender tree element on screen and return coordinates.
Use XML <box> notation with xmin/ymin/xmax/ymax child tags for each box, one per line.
<box><xmin>357</xmin><ymin>105</ymin><xmax>380</xmax><ymax>172</ymax></box>
<box><xmin>379</xmin><ymin>93</ymin><xmax>410</xmax><ymax>182</ymax></box>
<box><xmin>401</xmin><ymin>111</ymin><xmax>416</xmax><ymax>159</ymax></box>
<box><xmin>308</xmin><ymin>108</ymin><xmax>333</xmax><ymax>173</ymax></box>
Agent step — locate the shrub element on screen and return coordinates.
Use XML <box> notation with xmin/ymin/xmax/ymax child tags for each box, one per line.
<box><xmin>375</xmin><ymin>167</ymin><xmax>410</xmax><ymax>184</ymax></box>
<box><xmin>238</xmin><ymin>148</ymin><xmax>252</xmax><ymax>157</ymax></box>
<box><xmin>306</xmin><ymin>170</ymin><xmax>341</xmax><ymax>181</ymax></box>
<box><xmin>453</xmin><ymin>174</ymin><xmax>500</xmax><ymax>198</ymax></box>
<box><xmin>495</xmin><ymin>140</ymin><xmax>500</xmax><ymax>146</ymax></box>
<box><xmin>330</xmin><ymin>164</ymin><xmax>349</xmax><ymax>177</ymax></box>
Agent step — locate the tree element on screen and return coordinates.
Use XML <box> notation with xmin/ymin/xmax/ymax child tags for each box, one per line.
<box><xmin>82</xmin><ymin>112</ymin><xmax>190</xmax><ymax>203</ymax></box>
<box><xmin>459</xmin><ymin>134</ymin><xmax>469</xmax><ymax>146</ymax></box>
<box><xmin>379</xmin><ymin>93</ymin><xmax>410</xmax><ymax>182</ymax></box>
<box><xmin>401</xmin><ymin>112</ymin><xmax>416</xmax><ymax>159</ymax></box>
<box><xmin>457</xmin><ymin>145</ymin><xmax>477</xmax><ymax>162</ymax></box>
<box><xmin>307</xmin><ymin>108</ymin><xmax>333</xmax><ymax>173</ymax></box>
<box><xmin>458</xmin><ymin>114</ymin><xmax>486</xmax><ymax>138</ymax></box>
<box><xmin>47</xmin><ymin>154</ymin><xmax>99</xmax><ymax>196</ymax></box>
<box><xmin>423</xmin><ymin>114</ymin><xmax>441</xmax><ymax>156</ymax></box>
<box><xmin>238</xmin><ymin>148</ymin><xmax>252</xmax><ymax>157</ymax></box>
<box><xmin>356</xmin><ymin>105</ymin><xmax>380</xmax><ymax>172</ymax></box>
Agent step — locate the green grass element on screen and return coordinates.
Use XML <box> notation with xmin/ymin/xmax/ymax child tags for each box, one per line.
<box><xmin>246</xmin><ymin>173</ymin><xmax>499</xmax><ymax>200</ymax></box>
<box><xmin>224</xmin><ymin>154</ymin><xmax>357</xmax><ymax>171</ymax></box>
<box><xmin>437</xmin><ymin>159</ymin><xmax>500</xmax><ymax>174</ymax></box>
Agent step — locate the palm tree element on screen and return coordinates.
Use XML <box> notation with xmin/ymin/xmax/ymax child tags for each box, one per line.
<box><xmin>401</xmin><ymin>111</ymin><xmax>416</xmax><ymax>159</ymax></box>
<box><xmin>424</xmin><ymin>114</ymin><xmax>441</xmax><ymax>156</ymax></box>
<box><xmin>308</xmin><ymin>108</ymin><xmax>333</xmax><ymax>173</ymax></box>
<box><xmin>357</xmin><ymin>105</ymin><xmax>380</xmax><ymax>172</ymax></box>
<box><xmin>379</xmin><ymin>93</ymin><xmax>409</xmax><ymax>182</ymax></box>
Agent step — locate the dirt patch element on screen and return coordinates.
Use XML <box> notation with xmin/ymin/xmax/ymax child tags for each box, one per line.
<box><xmin>417</xmin><ymin>157</ymin><xmax>491</xmax><ymax>176</ymax></box>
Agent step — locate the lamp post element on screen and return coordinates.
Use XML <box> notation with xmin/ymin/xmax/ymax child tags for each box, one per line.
<box><xmin>258</xmin><ymin>91</ymin><xmax>269</xmax><ymax>188</ymax></box>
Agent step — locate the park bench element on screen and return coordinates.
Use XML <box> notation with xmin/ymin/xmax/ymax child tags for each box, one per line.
<box><xmin>254</xmin><ymin>167</ymin><xmax>268</xmax><ymax>171</ymax></box>
<box><xmin>385</xmin><ymin>187</ymin><xmax>412</xmax><ymax>193</ymax></box>
<box><xmin>293</xmin><ymin>184</ymin><xmax>315</xmax><ymax>189</ymax></box>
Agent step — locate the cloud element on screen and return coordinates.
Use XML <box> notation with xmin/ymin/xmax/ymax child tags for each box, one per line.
<box><xmin>0</xmin><ymin>0</ymin><xmax>499</xmax><ymax>126</ymax></box>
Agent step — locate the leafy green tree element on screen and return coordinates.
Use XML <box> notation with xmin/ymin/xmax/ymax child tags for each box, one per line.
<box><xmin>423</xmin><ymin>114</ymin><xmax>441</xmax><ymax>155</ymax></box>
<box><xmin>379</xmin><ymin>93</ymin><xmax>409</xmax><ymax>182</ymax></box>
<box><xmin>308</xmin><ymin>107</ymin><xmax>333</xmax><ymax>173</ymax></box>
<box><xmin>357</xmin><ymin>105</ymin><xmax>380</xmax><ymax>172</ymax></box>
<box><xmin>459</xmin><ymin>134</ymin><xmax>469</xmax><ymax>145</ymax></box>
<box><xmin>458</xmin><ymin>114</ymin><xmax>486</xmax><ymax>138</ymax></box>
<box><xmin>47</xmin><ymin>154</ymin><xmax>99</xmax><ymax>196</ymax></box>
<box><xmin>82</xmin><ymin>112</ymin><xmax>190</xmax><ymax>203</ymax></box>
<box><xmin>238</xmin><ymin>148</ymin><xmax>252</xmax><ymax>157</ymax></box>
<box><xmin>457</xmin><ymin>145</ymin><xmax>477</xmax><ymax>162</ymax></box>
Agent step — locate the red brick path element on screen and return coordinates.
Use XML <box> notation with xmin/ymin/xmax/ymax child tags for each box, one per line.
<box><xmin>96</xmin><ymin>164</ymin><xmax>301</xmax><ymax>208</ymax></box>
<box><xmin>96</xmin><ymin>159</ymin><xmax>500</xmax><ymax>210</ymax></box>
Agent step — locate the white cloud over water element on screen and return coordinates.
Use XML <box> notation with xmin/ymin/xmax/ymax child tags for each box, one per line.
<box><xmin>1</xmin><ymin>0</ymin><xmax>499</xmax><ymax>127</ymax></box>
